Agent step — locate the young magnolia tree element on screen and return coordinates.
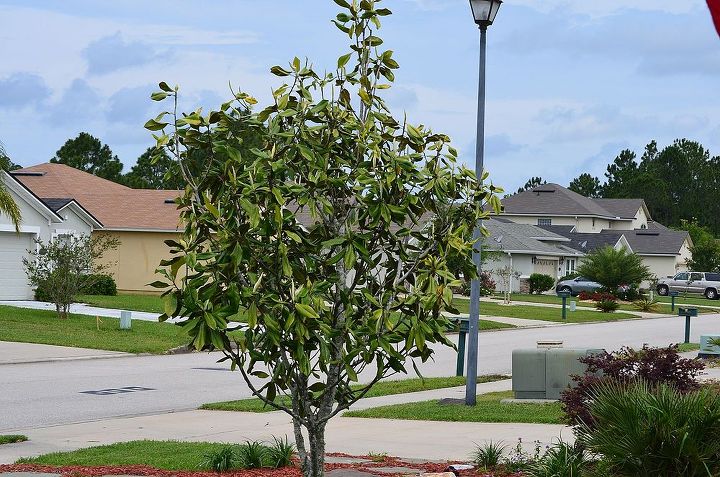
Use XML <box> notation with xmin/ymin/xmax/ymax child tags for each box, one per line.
<box><xmin>149</xmin><ymin>2</ymin><xmax>500</xmax><ymax>476</ymax></box>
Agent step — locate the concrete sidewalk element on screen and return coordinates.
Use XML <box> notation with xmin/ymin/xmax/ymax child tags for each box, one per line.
<box><xmin>0</xmin><ymin>301</ymin><xmax>167</xmax><ymax>323</ymax></box>
<box><xmin>0</xmin><ymin>379</ymin><xmax>570</xmax><ymax>463</ymax></box>
<box><xmin>0</xmin><ymin>341</ymin><xmax>129</xmax><ymax>365</ymax></box>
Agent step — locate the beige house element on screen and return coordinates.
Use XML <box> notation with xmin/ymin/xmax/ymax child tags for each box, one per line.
<box><xmin>13</xmin><ymin>163</ymin><xmax>182</xmax><ymax>294</ymax></box>
<box><xmin>499</xmin><ymin>184</ymin><xmax>692</xmax><ymax>283</ymax></box>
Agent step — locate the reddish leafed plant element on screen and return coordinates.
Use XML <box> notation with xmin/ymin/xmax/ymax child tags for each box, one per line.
<box><xmin>560</xmin><ymin>345</ymin><xmax>705</xmax><ymax>428</ymax></box>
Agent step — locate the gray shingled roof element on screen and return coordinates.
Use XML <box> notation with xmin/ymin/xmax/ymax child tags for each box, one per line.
<box><xmin>622</xmin><ymin>228</ymin><xmax>690</xmax><ymax>255</ymax></box>
<box><xmin>41</xmin><ymin>198</ymin><xmax>74</xmax><ymax>213</ymax></box>
<box><xmin>594</xmin><ymin>198</ymin><xmax>648</xmax><ymax>220</ymax></box>
<box><xmin>502</xmin><ymin>183</ymin><xmax>619</xmax><ymax>218</ymax></box>
<box><xmin>483</xmin><ymin>219</ymin><xmax>582</xmax><ymax>256</ymax></box>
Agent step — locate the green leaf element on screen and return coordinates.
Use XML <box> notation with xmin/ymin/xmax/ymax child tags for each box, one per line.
<box><xmin>151</xmin><ymin>92</ymin><xmax>168</xmax><ymax>101</ymax></box>
<box><xmin>158</xmin><ymin>81</ymin><xmax>173</xmax><ymax>92</ymax></box>
<box><xmin>344</xmin><ymin>246</ymin><xmax>357</xmax><ymax>270</ymax></box>
<box><xmin>270</xmin><ymin>66</ymin><xmax>291</xmax><ymax>77</ymax></box>
<box><xmin>148</xmin><ymin>280</ymin><xmax>169</xmax><ymax>289</ymax></box>
<box><xmin>163</xmin><ymin>294</ymin><xmax>178</xmax><ymax>316</ymax></box>
<box><xmin>333</xmin><ymin>0</ymin><xmax>351</xmax><ymax>7</ymax></box>
<box><xmin>337</xmin><ymin>53</ymin><xmax>352</xmax><ymax>69</ymax></box>
<box><xmin>144</xmin><ymin>119</ymin><xmax>168</xmax><ymax>131</ymax></box>
<box><xmin>295</xmin><ymin>303</ymin><xmax>320</xmax><ymax>319</ymax></box>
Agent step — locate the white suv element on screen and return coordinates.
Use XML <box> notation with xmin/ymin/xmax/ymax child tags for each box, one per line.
<box><xmin>656</xmin><ymin>272</ymin><xmax>720</xmax><ymax>300</ymax></box>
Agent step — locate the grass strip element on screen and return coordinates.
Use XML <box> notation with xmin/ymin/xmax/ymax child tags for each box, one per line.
<box><xmin>344</xmin><ymin>390</ymin><xmax>564</xmax><ymax>424</ymax></box>
<box><xmin>454</xmin><ymin>298</ymin><xmax>638</xmax><ymax>323</ymax></box>
<box><xmin>0</xmin><ymin>305</ymin><xmax>188</xmax><ymax>354</ymax></box>
<box><xmin>201</xmin><ymin>375</ymin><xmax>509</xmax><ymax>412</ymax></box>
<box><xmin>17</xmin><ymin>440</ymin><xmax>233</xmax><ymax>470</ymax></box>
<box><xmin>77</xmin><ymin>294</ymin><xmax>165</xmax><ymax>314</ymax></box>
<box><xmin>0</xmin><ymin>435</ymin><xmax>27</xmax><ymax>445</ymax></box>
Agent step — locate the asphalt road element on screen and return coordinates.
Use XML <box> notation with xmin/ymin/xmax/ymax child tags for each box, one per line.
<box><xmin>2</xmin><ymin>313</ymin><xmax>718</xmax><ymax>432</ymax></box>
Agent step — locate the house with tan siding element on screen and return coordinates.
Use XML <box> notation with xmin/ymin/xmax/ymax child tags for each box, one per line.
<box><xmin>13</xmin><ymin>163</ymin><xmax>182</xmax><ymax>294</ymax></box>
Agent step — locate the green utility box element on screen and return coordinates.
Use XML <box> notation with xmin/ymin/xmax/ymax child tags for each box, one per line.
<box><xmin>512</xmin><ymin>347</ymin><xmax>604</xmax><ymax>400</ymax></box>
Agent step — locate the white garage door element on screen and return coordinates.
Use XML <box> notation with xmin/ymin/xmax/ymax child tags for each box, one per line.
<box><xmin>0</xmin><ymin>232</ymin><xmax>34</xmax><ymax>300</ymax></box>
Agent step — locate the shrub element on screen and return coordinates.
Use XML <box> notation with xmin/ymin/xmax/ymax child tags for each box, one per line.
<box><xmin>529</xmin><ymin>273</ymin><xmax>555</xmax><ymax>294</ymax></box>
<box><xmin>576</xmin><ymin>246</ymin><xmax>652</xmax><ymax>291</ymax></box>
<box><xmin>266</xmin><ymin>436</ymin><xmax>295</xmax><ymax>468</ymax></box>
<box><xmin>594</xmin><ymin>299</ymin><xmax>619</xmax><ymax>313</ymax></box>
<box><xmin>471</xmin><ymin>441</ymin><xmax>506</xmax><ymax>470</ymax></box>
<box><xmin>616</xmin><ymin>283</ymin><xmax>639</xmax><ymax>301</ymax></box>
<box><xmin>578</xmin><ymin>291</ymin><xmax>616</xmax><ymax>302</ymax></box>
<box><xmin>82</xmin><ymin>274</ymin><xmax>117</xmax><ymax>296</ymax></box>
<box><xmin>457</xmin><ymin>271</ymin><xmax>495</xmax><ymax>297</ymax></box>
<box><xmin>526</xmin><ymin>441</ymin><xmax>587</xmax><ymax>477</ymax></box>
<box><xmin>560</xmin><ymin>345</ymin><xmax>704</xmax><ymax>428</ymax></box>
<box><xmin>633</xmin><ymin>297</ymin><xmax>660</xmax><ymax>312</ymax></box>
<box><xmin>577</xmin><ymin>381</ymin><xmax>720</xmax><ymax>477</ymax></box>
<box><xmin>200</xmin><ymin>445</ymin><xmax>237</xmax><ymax>472</ymax></box>
<box><xmin>236</xmin><ymin>441</ymin><xmax>267</xmax><ymax>469</ymax></box>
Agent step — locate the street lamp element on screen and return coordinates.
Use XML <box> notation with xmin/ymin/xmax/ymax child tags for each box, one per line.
<box><xmin>465</xmin><ymin>0</ymin><xmax>501</xmax><ymax>406</ymax></box>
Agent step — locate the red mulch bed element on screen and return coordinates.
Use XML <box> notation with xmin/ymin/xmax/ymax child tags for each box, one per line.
<box><xmin>0</xmin><ymin>453</ymin><xmax>519</xmax><ymax>477</ymax></box>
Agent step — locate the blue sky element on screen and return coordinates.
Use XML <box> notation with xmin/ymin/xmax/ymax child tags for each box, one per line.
<box><xmin>1</xmin><ymin>0</ymin><xmax>718</xmax><ymax>192</ymax></box>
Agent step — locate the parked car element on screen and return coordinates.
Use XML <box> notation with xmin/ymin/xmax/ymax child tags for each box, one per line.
<box><xmin>656</xmin><ymin>272</ymin><xmax>720</xmax><ymax>300</ymax></box>
<box><xmin>555</xmin><ymin>276</ymin><xmax>603</xmax><ymax>296</ymax></box>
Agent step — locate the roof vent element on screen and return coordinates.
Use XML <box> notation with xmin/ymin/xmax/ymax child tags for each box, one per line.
<box><xmin>11</xmin><ymin>171</ymin><xmax>45</xmax><ymax>176</ymax></box>
<box><xmin>164</xmin><ymin>199</ymin><xmax>176</xmax><ymax>204</ymax></box>
<box><xmin>636</xmin><ymin>231</ymin><xmax>659</xmax><ymax>236</ymax></box>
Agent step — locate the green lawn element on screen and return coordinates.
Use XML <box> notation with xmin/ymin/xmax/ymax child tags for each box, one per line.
<box><xmin>344</xmin><ymin>390</ymin><xmax>564</xmax><ymax>424</ymax></box>
<box><xmin>0</xmin><ymin>435</ymin><xmax>27</xmax><ymax>445</ymax></box>
<box><xmin>678</xmin><ymin>342</ymin><xmax>701</xmax><ymax>353</ymax></box>
<box><xmin>654</xmin><ymin>294</ymin><xmax>720</xmax><ymax>309</ymax></box>
<box><xmin>202</xmin><ymin>374</ymin><xmax>510</xmax><ymax>412</ymax></box>
<box><xmin>78</xmin><ymin>294</ymin><xmax>165</xmax><ymax>314</ymax></box>
<box><xmin>17</xmin><ymin>440</ymin><xmax>234</xmax><ymax>470</ymax></box>
<box><xmin>453</xmin><ymin>298</ymin><xmax>639</xmax><ymax>323</ymax></box>
<box><xmin>486</xmin><ymin>293</ymin><xmax>720</xmax><ymax>314</ymax></box>
<box><xmin>0</xmin><ymin>305</ymin><xmax>189</xmax><ymax>354</ymax></box>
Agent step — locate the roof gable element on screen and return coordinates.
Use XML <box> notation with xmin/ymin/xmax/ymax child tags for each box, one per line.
<box><xmin>501</xmin><ymin>183</ymin><xmax>623</xmax><ymax>219</ymax></box>
<box><xmin>13</xmin><ymin>163</ymin><xmax>182</xmax><ymax>231</ymax></box>
<box><xmin>593</xmin><ymin>198</ymin><xmax>650</xmax><ymax>220</ymax></box>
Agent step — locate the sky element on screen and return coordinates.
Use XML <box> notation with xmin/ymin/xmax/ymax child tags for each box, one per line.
<box><xmin>0</xmin><ymin>0</ymin><xmax>719</xmax><ymax>192</ymax></box>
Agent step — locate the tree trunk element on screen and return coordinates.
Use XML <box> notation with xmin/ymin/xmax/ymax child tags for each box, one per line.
<box><xmin>306</xmin><ymin>423</ymin><xmax>327</xmax><ymax>477</ymax></box>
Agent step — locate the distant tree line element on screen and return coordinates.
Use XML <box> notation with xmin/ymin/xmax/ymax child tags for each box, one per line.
<box><xmin>521</xmin><ymin>139</ymin><xmax>720</xmax><ymax>235</ymax></box>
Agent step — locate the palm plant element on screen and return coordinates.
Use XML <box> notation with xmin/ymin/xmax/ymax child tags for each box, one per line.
<box><xmin>576</xmin><ymin>246</ymin><xmax>651</xmax><ymax>291</ymax></box>
<box><xmin>0</xmin><ymin>141</ymin><xmax>22</xmax><ymax>231</ymax></box>
<box><xmin>577</xmin><ymin>381</ymin><xmax>720</xmax><ymax>477</ymax></box>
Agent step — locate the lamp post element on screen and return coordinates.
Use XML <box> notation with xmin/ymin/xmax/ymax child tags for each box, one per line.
<box><xmin>465</xmin><ymin>0</ymin><xmax>501</xmax><ymax>406</ymax></box>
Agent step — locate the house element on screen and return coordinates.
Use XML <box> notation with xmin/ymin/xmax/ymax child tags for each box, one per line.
<box><xmin>500</xmin><ymin>183</ymin><xmax>692</xmax><ymax>282</ymax></box>
<box><xmin>482</xmin><ymin>218</ymin><xmax>584</xmax><ymax>293</ymax></box>
<box><xmin>0</xmin><ymin>170</ymin><xmax>99</xmax><ymax>300</ymax></box>
<box><xmin>12</xmin><ymin>163</ymin><xmax>182</xmax><ymax>294</ymax></box>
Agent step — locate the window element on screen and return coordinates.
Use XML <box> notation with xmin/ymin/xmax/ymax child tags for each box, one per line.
<box><xmin>690</xmin><ymin>272</ymin><xmax>703</xmax><ymax>282</ymax></box>
<box><xmin>707</xmin><ymin>273</ymin><xmax>720</xmax><ymax>282</ymax></box>
<box><xmin>675</xmin><ymin>273</ymin><xmax>689</xmax><ymax>281</ymax></box>
<box><xmin>537</xmin><ymin>218</ymin><xmax>552</xmax><ymax>226</ymax></box>
<box><xmin>565</xmin><ymin>258</ymin><xmax>576</xmax><ymax>275</ymax></box>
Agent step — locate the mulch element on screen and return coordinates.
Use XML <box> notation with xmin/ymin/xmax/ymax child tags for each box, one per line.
<box><xmin>0</xmin><ymin>453</ymin><xmax>518</xmax><ymax>477</ymax></box>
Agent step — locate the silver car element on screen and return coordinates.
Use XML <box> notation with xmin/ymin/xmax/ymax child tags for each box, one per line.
<box><xmin>656</xmin><ymin>272</ymin><xmax>720</xmax><ymax>300</ymax></box>
<box><xmin>555</xmin><ymin>276</ymin><xmax>602</xmax><ymax>296</ymax></box>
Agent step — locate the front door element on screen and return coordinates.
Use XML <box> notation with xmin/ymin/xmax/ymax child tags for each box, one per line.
<box><xmin>535</xmin><ymin>258</ymin><xmax>558</xmax><ymax>280</ymax></box>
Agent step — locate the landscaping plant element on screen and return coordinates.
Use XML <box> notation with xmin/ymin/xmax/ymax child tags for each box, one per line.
<box><xmin>236</xmin><ymin>441</ymin><xmax>267</xmax><ymax>470</ymax></box>
<box><xmin>200</xmin><ymin>445</ymin><xmax>237</xmax><ymax>472</ymax></box>
<box><xmin>266</xmin><ymin>436</ymin><xmax>296</xmax><ymax>469</ymax></box>
<box><xmin>576</xmin><ymin>246</ymin><xmax>651</xmax><ymax>292</ymax></box>
<box><xmin>594</xmin><ymin>298</ymin><xmax>619</xmax><ymax>313</ymax></box>
<box><xmin>560</xmin><ymin>345</ymin><xmax>704</xmax><ymax>428</ymax></box>
<box><xmin>526</xmin><ymin>441</ymin><xmax>587</xmax><ymax>477</ymax></box>
<box><xmin>528</xmin><ymin>273</ymin><xmax>555</xmax><ymax>295</ymax></box>
<box><xmin>23</xmin><ymin>234</ymin><xmax>120</xmax><ymax>319</ymax></box>
<box><xmin>577</xmin><ymin>381</ymin><xmax>720</xmax><ymax>477</ymax></box>
<box><xmin>632</xmin><ymin>297</ymin><xmax>660</xmax><ymax>313</ymax></box>
<box><xmin>148</xmin><ymin>2</ymin><xmax>500</xmax><ymax>477</ymax></box>
<box><xmin>471</xmin><ymin>441</ymin><xmax>506</xmax><ymax>470</ymax></box>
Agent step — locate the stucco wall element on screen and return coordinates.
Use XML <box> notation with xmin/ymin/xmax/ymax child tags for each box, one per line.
<box><xmin>642</xmin><ymin>256</ymin><xmax>681</xmax><ymax>282</ymax></box>
<box><xmin>94</xmin><ymin>230</ymin><xmax>182</xmax><ymax>294</ymax></box>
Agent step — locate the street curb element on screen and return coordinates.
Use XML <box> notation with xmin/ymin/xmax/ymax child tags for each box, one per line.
<box><xmin>0</xmin><ymin>352</ymin><xmax>145</xmax><ymax>366</ymax></box>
